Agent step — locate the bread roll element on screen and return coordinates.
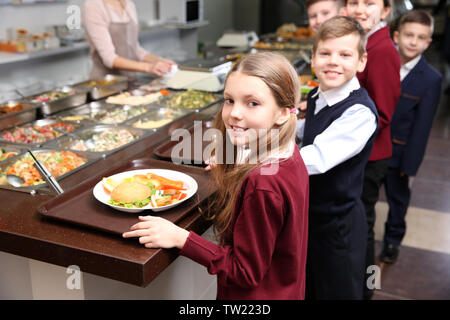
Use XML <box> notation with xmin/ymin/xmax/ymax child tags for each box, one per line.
<box><xmin>111</xmin><ymin>181</ymin><xmax>151</xmax><ymax>203</ymax></box>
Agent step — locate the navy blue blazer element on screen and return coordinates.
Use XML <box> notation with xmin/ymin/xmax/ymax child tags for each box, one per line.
<box><xmin>389</xmin><ymin>55</ymin><xmax>442</xmax><ymax>176</ymax></box>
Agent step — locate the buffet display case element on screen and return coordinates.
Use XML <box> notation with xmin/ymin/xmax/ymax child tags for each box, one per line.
<box><xmin>26</xmin><ymin>85</ymin><xmax>88</xmax><ymax>116</ymax></box>
<box><xmin>72</xmin><ymin>74</ymin><xmax>128</xmax><ymax>100</ymax></box>
<box><xmin>0</xmin><ymin>147</ymin><xmax>100</xmax><ymax>193</ymax></box>
<box><xmin>43</xmin><ymin>124</ymin><xmax>148</xmax><ymax>156</ymax></box>
<box><xmin>125</xmin><ymin>106</ymin><xmax>191</xmax><ymax>130</ymax></box>
<box><xmin>0</xmin><ymin>118</ymin><xmax>80</xmax><ymax>148</ymax></box>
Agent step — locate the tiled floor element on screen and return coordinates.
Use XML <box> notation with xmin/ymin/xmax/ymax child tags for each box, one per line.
<box><xmin>371</xmin><ymin>39</ymin><xmax>450</xmax><ymax>300</ymax></box>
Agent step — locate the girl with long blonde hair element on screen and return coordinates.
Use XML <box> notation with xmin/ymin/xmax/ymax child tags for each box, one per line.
<box><xmin>123</xmin><ymin>52</ymin><xmax>309</xmax><ymax>300</ymax></box>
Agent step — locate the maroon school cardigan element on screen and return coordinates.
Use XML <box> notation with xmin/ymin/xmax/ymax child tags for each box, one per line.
<box><xmin>357</xmin><ymin>26</ymin><xmax>401</xmax><ymax>161</ymax></box>
<box><xmin>180</xmin><ymin>147</ymin><xmax>309</xmax><ymax>300</ymax></box>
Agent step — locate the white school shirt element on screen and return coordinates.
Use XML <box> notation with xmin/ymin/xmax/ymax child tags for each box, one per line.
<box><xmin>400</xmin><ymin>54</ymin><xmax>422</xmax><ymax>81</ymax></box>
<box><xmin>296</xmin><ymin>76</ymin><xmax>377</xmax><ymax>175</ymax></box>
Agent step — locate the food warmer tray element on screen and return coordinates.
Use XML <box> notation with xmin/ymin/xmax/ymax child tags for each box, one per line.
<box><xmin>158</xmin><ymin>89</ymin><xmax>223</xmax><ymax>112</ymax></box>
<box><xmin>72</xmin><ymin>74</ymin><xmax>128</xmax><ymax>100</ymax></box>
<box><xmin>42</xmin><ymin>124</ymin><xmax>148</xmax><ymax>157</ymax></box>
<box><xmin>0</xmin><ymin>118</ymin><xmax>81</xmax><ymax>148</ymax></box>
<box><xmin>25</xmin><ymin>85</ymin><xmax>88</xmax><ymax>116</ymax></box>
<box><xmin>0</xmin><ymin>147</ymin><xmax>101</xmax><ymax>194</ymax></box>
<box><xmin>0</xmin><ymin>143</ymin><xmax>23</xmax><ymax>163</ymax></box>
<box><xmin>95</xmin><ymin>103</ymin><xmax>157</xmax><ymax>125</ymax></box>
<box><xmin>53</xmin><ymin>101</ymin><xmax>119</xmax><ymax>126</ymax></box>
<box><xmin>0</xmin><ymin>100</ymin><xmax>40</xmax><ymax>131</ymax></box>
<box><xmin>123</xmin><ymin>105</ymin><xmax>192</xmax><ymax>131</ymax></box>
<box><xmin>37</xmin><ymin>158</ymin><xmax>215</xmax><ymax>235</ymax></box>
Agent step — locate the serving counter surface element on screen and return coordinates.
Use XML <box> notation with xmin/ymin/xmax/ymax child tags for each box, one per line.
<box><xmin>0</xmin><ymin>95</ymin><xmax>219</xmax><ymax>287</ymax></box>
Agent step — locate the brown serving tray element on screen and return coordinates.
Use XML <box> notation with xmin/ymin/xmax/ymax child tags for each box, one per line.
<box><xmin>153</xmin><ymin>119</ymin><xmax>215</xmax><ymax>166</ymax></box>
<box><xmin>37</xmin><ymin>158</ymin><xmax>214</xmax><ymax>235</ymax></box>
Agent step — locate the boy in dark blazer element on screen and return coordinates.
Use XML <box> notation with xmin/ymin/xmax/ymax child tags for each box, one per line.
<box><xmin>381</xmin><ymin>10</ymin><xmax>442</xmax><ymax>263</ymax></box>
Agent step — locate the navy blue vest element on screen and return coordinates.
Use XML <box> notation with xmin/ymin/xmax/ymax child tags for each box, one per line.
<box><xmin>303</xmin><ymin>87</ymin><xmax>378</xmax><ymax>218</ymax></box>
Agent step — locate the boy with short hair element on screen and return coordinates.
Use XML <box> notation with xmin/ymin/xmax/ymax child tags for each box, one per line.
<box><xmin>380</xmin><ymin>9</ymin><xmax>442</xmax><ymax>263</ymax></box>
<box><xmin>296</xmin><ymin>16</ymin><xmax>378</xmax><ymax>299</ymax></box>
<box><xmin>305</xmin><ymin>0</ymin><xmax>344</xmax><ymax>33</ymax></box>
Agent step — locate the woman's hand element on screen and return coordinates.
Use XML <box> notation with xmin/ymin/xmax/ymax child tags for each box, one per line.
<box><xmin>143</xmin><ymin>58</ymin><xmax>176</xmax><ymax>77</ymax></box>
<box><xmin>122</xmin><ymin>215</ymin><xmax>189</xmax><ymax>249</ymax></box>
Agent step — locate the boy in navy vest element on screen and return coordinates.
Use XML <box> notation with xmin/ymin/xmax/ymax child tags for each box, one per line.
<box><xmin>380</xmin><ymin>10</ymin><xmax>442</xmax><ymax>263</ymax></box>
<box><xmin>296</xmin><ymin>16</ymin><xmax>378</xmax><ymax>299</ymax></box>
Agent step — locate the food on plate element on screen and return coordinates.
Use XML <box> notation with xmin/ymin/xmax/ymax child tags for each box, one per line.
<box><xmin>4</xmin><ymin>151</ymin><xmax>87</xmax><ymax>186</ymax></box>
<box><xmin>162</xmin><ymin>89</ymin><xmax>217</xmax><ymax>109</ymax></box>
<box><xmin>102</xmin><ymin>177</ymin><xmax>121</xmax><ymax>193</ymax></box>
<box><xmin>31</xmin><ymin>90</ymin><xmax>75</xmax><ymax>103</ymax></box>
<box><xmin>98</xmin><ymin>106</ymin><xmax>148</xmax><ymax>124</ymax></box>
<box><xmin>106</xmin><ymin>90</ymin><xmax>162</xmax><ymax>106</ymax></box>
<box><xmin>110</xmin><ymin>181</ymin><xmax>152</xmax><ymax>207</ymax></box>
<box><xmin>70</xmin><ymin>128</ymin><xmax>136</xmax><ymax>152</ymax></box>
<box><xmin>0</xmin><ymin>122</ymin><xmax>75</xmax><ymax>144</ymax></box>
<box><xmin>0</xmin><ymin>148</ymin><xmax>18</xmax><ymax>162</ymax></box>
<box><xmin>103</xmin><ymin>172</ymin><xmax>188</xmax><ymax>208</ymax></box>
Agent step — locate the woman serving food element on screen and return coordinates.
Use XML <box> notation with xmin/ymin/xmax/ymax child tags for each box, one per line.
<box><xmin>82</xmin><ymin>0</ymin><xmax>176</xmax><ymax>79</ymax></box>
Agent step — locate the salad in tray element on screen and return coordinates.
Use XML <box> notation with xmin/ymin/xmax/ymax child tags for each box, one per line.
<box><xmin>2</xmin><ymin>151</ymin><xmax>87</xmax><ymax>186</ymax></box>
<box><xmin>93</xmin><ymin>169</ymin><xmax>198</xmax><ymax>213</ymax></box>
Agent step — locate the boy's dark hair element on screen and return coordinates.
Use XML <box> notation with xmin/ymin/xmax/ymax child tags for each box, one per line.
<box><xmin>398</xmin><ymin>9</ymin><xmax>434</xmax><ymax>34</ymax></box>
<box><xmin>312</xmin><ymin>16</ymin><xmax>367</xmax><ymax>57</ymax></box>
<box><xmin>305</xmin><ymin>0</ymin><xmax>344</xmax><ymax>10</ymax></box>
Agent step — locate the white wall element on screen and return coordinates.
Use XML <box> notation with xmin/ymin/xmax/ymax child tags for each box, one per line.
<box><xmin>197</xmin><ymin>0</ymin><xmax>234</xmax><ymax>47</ymax></box>
<box><xmin>0</xmin><ymin>0</ymin><xmax>159</xmax><ymax>39</ymax></box>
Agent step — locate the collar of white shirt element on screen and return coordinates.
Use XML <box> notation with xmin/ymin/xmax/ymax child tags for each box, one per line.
<box><xmin>312</xmin><ymin>76</ymin><xmax>361</xmax><ymax>111</ymax></box>
<box><xmin>367</xmin><ymin>20</ymin><xmax>387</xmax><ymax>38</ymax></box>
<box><xmin>400</xmin><ymin>54</ymin><xmax>422</xmax><ymax>81</ymax></box>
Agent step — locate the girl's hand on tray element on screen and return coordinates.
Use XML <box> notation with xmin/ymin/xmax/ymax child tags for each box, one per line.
<box><xmin>122</xmin><ymin>215</ymin><xmax>189</xmax><ymax>249</ymax></box>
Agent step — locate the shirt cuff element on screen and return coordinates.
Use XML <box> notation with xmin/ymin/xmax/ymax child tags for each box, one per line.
<box><xmin>179</xmin><ymin>231</ymin><xmax>219</xmax><ymax>267</ymax></box>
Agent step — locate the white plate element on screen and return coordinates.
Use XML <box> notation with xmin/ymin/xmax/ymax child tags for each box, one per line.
<box><xmin>93</xmin><ymin>169</ymin><xmax>198</xmax><ymax>213</ymax></box>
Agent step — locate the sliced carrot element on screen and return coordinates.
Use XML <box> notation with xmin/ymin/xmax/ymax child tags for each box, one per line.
<box><xmin>178</xmin><ymin>193</ymin><xmax>187</xmax><ymax>200</ymax></box>
<box><xmin>146</xmin><ymin>173</ymin><xmax>184</xmax><ymax>190</ymax></box>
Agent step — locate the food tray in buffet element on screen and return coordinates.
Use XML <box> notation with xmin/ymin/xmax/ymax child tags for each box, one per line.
<box><xmin>53</xmin><ymin>101</ymin><xmax>118</xmax><ymax>126</ymax></box>
<box><xmin>105</xmin><ymin>88</ymin><xmax>166</xmax><ymax>106</ymax></box>
<box><xmin>25</xmin><ymin>85</ymin><xmax>88</xmax><ymax>116</ymax></box>
<box><xmin>0</xmin><ymin>143</ymin><xmax>22</xmax><ymax>163</ymax></box>
<box><xmin>158</xmin><ymin>89</ymin><xmax>223</xmax><ymax>112</ymax></box>
<box><xmin>94</xmin><ymin>104</ymin><xmax>156</xmax><ymax>125</ymax></box>
<box><xmin>153</xmin><ymin>119</ymin><xmax>214</xmax><ymax>166</ymax></box>
<box><xmin>124</xmin><ymin>105</ymin><xmax>191</xmax><ymax>131</ymax></box>
<box><xmin>0</xmin><ymin>147</ymin><xmax>100</xmax><ymax>193</ymax></box>
<box><xmin>37</xmin><ymin>158</ymin><xmax>215</xmax><ymax>235</ymax></box>
<box><xmin>72</xmin><ymin>74</ymin><xmax>128</xmax><ymax>100</ymax></box>
<box><xmin>0</xmin><ymin>118</ymin><xmax>80</xmax><ymax>148</ymax></box>
<box><xmin>0</xmin><ymin>100</ymin><xmax>40</xmax><ymax>130</ymax></box>
<box><xmin>42</xmin><ymin>124</ymin><xmax>147</xmax><ymax>156</ymax></box>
